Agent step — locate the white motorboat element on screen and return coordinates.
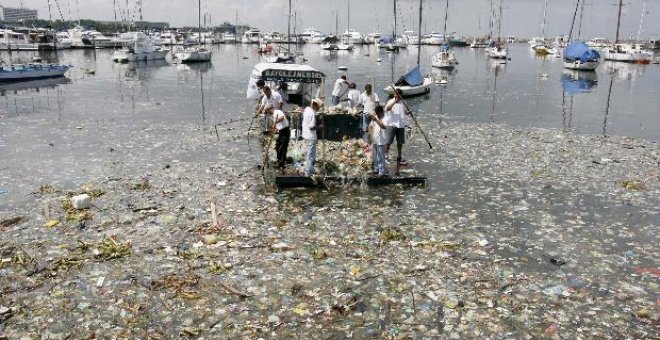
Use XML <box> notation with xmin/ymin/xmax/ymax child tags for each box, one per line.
<box><xmin>111</xmin><ymin>32</ymin><xmax>169</xmax><ymax>63</ymax></box>
<box><xmin>153</xmin><ymin>31</ymin><xmax>178</xmax><ymax>46</ymax></box>
<box><xmin>0</xmin><ymin>29</ymin><xmax>38</xmax><ymax>50</ymax></box>
<box><xmin>487</xmin><ymin>45</ymin><xmax>509</xmax><ymax>59</ymax></box>
<box><xmin>265</xmin><ymin>51</ymin><xmax>296</xmax><ymax>64</ymax></box>
<box><xmin>422</xmin><ymin>32</ymin><xmax>444</xmax><ymax>45</ymax></box>
<box><xmin>431</xmin><ymin>49</ymin><xmax>458</xmax><ymax>69</ymax></box>
<box><xmin>0</xmin><ymin>63</ymin><xmax>72</xmax><ymax>82</ymax></box>
<box><xmin>402</xmin><ymin>30</ymin><xmax>418</xmax><ymax>46</ymax></box>
<box><xmin>222</xmin><ymin>32</ymin><xmax>236</xmax><ymax>43</ymax></box>
<box><xmin>365</xmin><ymin>32</ymin><xmax>381</xmax><ymax>44</ymax></box>
<box><xmin>86</xmin><ymin>31</ymin><xmax>117</xmax><ymax>48</ymax></box>
<box><xmin>175</xmin><ymin>46</ymin><xmax>212</xmax><ymax>63</ymax></box>
<box><xmin>68</xmin><ymin>27</ymin><xmax>94</xmax><ymax>48</ymax></box>
<box><xmin>55</xmin><ymin>32</ymin><xmax>73</xmax><ymax>49</ymax></box>
<box><xmin>342</xmin><ymin>29</ymin><xmax>364</xmax><ymax>45</ymax></box>
<box><xmin>470</xmin><ymin>39</ymin><xmax>489</xmax><ymax>48</ymax></box>
<box><xmin>264</xmin><ymin>31</ymin><xmax>287</xmax><ymax>43</ymax></box>
<box><xmin>337</xmin><ymin>43</ymin><xmax>354</xmax><ymax>51</ymax></box>
<box><xmin>384</xmin><ymin>77</ymin><xmax>433</xmax><ymax>97</ymax></box>
<box><xmin>309</xmin><ymin>32</ymin><xmax>327</xmax><ymax>44</ymax></box>
<box><xmin>242</xmin><ymin>28</ymin><xmax>261</xmax><ymax>44</ymax></box>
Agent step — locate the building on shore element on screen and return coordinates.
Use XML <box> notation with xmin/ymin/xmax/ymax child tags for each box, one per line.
<box><xmin>0</xmin><ymin>6</ymin><xmax>39</xmax><ymax>22</ymax></box>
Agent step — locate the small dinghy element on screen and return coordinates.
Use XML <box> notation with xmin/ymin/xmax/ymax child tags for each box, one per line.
<box><xmin>384</xmin><ymin>65</ymin><xmax>432</xmax><ymax>97</ymax></box>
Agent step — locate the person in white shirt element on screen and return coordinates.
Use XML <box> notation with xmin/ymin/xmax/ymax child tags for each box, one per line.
<box><xmin>369</xmin><ymin>105</ymin><xmax>389</xmax><ymax>177</ymax></box>
<box><xmin>267</xmin><ymin>104</ymin><xmax>290</xmax><ymax>173</ymax></box>
<box><xmin>331</xmin><ymin>75</ymin><xmax>348</xmax><ymax>106</ymax></box>
<box><xmin>257</xmin><ymin>86</ymin><xmax>283</xmax><ymax>132</ymax></box>
<box><xmin>302</xmin><ymin>99</ymin><xmax>323</xmax><ymax>176</ymax></box>
<box><xmin>358</xmin><ymin>84</ymin><xmax>380</xmax><ymax>133</ymax></box>
<box><xmin>384</xmin><ymin>89</ymin><xmax>412</xmax><ymax>165</ymax></box>
<box><xmin>347</xmin><ymin>82</ymin><xmax>361</xmax><ymax>108</ymax></box>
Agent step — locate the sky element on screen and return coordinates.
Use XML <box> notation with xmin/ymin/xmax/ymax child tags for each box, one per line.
<box><xmin>7</xmin><ymin>0</ymin><xmax>660</xmax><ymax>39</ymax></box>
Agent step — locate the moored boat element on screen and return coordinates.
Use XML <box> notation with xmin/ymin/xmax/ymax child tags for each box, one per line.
<box><xmin>0</xmin><ymin>63</ymin><xmax>72</xmax><ymax>82</ymax></box>
<box><xmin>563</xmin><ymin>41</ymin><xmax>600</xmax><ymax>71</ymax></box>
<box><xmin>111</xmin><ymin>32</ymin><xmax>169</xmax><ymax>63</ymax></box>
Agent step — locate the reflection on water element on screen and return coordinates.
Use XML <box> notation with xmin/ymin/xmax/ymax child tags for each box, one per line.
<box><xmin>561</xmin><ymin>69</ymin><xmax>598</xmax><ymax>95</ymax></box>
<box><xmin>0</xmin><ymin>45</ymin><xmax>658</xmax><ymax>140</ymax></box>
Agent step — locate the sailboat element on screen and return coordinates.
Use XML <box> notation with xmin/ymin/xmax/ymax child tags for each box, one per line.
<box><xmin>603</xmin><ymin>0</ymin><xmax>651</xmax><ymax>63</ymax></box>
<box><xmin>560</xmin><ymin>1</ymin><xmax>599</xmax><ymax>71</ymax></box>
<box><xmin>532</xmin><ymin>0</ymin><xmax>556</xmax><ymax>55</ymax></box>
<box><xmin>175</xmin><ymin>0</ymin><xmax>212</xmax><ymax>63</ymax></box>
<box><xmin>384</xmin><ymin>0</ymin><xmax>432</xmax><ymax>97</ymax></box>
<box><xmin>266</xmin><ymin>0</ymin><xmax>297</xmax><ymax>63</ymax></box>
<box><xmin>486</xmin><ymin>0</ymin><xmax>509</xmax><ymax>60</ymax></box>
<box><xmin>431</xmin><ymin>0</ymin><xmax>459</xmax><ymax>69</ymax></box>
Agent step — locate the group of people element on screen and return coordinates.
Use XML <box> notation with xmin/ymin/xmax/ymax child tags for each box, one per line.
<box><xmin>254</xmin><ymin>76</ymin><xmax>412</xmax><ymax>178</ymax></box>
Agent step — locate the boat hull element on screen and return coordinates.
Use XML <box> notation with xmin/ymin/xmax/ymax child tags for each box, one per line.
<box><xmin>384</xmin><ymin>78</ymin><xmax>433</xmax><ymax>97</ymax></box>
<box><xmin>176</xmin><ymin>50</ymin><xmax>212</xmax><ymax>63</ymax></box>
<box><xmin>112</xmin><ymin>49</ymin><xmax>169</xmax><ymax>63</ymax></box>
<box><xmin>563</xmin><ymin>60</ymin><xmax>598</xmax><ymax>71</ymax></box>
<box><xmin>0</xmin><ymin>64</ymin><xmax>71</xmax><ymax>82</ymax></box>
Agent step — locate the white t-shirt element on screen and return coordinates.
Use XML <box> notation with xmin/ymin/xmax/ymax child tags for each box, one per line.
<box><xmin>359</xmin><ymin>92</ymin><xmax>380</xmax><ymax>114</ymax></box>
<box><xmin>331</xmin><ymin>79</ymin><xmax>347</xmax><ymax>97</ymax></box>
<box><xmin>302</xmin><ymin>107</ymin><xmax>317</xmax><ymax>141</ymax></box>
<box><xmin>273</xmin><ymin>110</ymin><xmax>289</xmax><ymax>131</ymax></box>
<box><xmin>260</xmin><ymin>92</ymin><xmax>283</xmax><ymax>111</ymax></box>
<box><xmin>347</xmin><ymin>89</ymin><xmax>361</xmax><ymax>108</ymax></box>
<box><xmin>370</xmin><ymin>117</ymin><xmax>389</xmax><ymax>145</ymax></box>
<box><xmin>386</xmin><ymin>98</ymin><xmax>407</xmax><ymax>128</ymax></box>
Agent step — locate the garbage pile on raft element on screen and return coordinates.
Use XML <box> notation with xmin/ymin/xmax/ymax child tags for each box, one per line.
<box><xmin>0</xmin><ymin>118</ymin><xmax>658</xmax><ymax>338</ymax></box>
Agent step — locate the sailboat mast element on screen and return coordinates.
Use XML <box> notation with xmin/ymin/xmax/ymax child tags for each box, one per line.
<box><xmin>48</xmin><ymin>0</ymin><xmax>53</xmax><ymax>22</ymax></box>
<box><xmin>417</xmin><ymin>0</ymin><xmax>422</xmax><ymax>65</ymax></box>
<box><xmin>637</xmin><ymin>1</ymin><xmax>646</xmax><ymax>43</ymax></box>
<box><xmin>393</xmin><ymin>0</ymin><xmax>397</xmax><ymax>38</ymax></box>
<box><xmin>488</xmin><ymin>0</ymin><xmax>494</xmax><ymax>41</ymax></box>
<box><xmin>614</xmin><ymin>0</ymin><xmax>623</xmax><ymax>44</ymax></box>
<box><xmin>347</xmin><ymin>0</ymin><xmax>350</xmax><ymax>31</ymax></box>
<box><xmin>288</xmin><ymin>0</ymin><xmax>291</xmax><ymax>43</ymax></box>
<box><xmin>541</xmin><ymin>0</ymin><xmax>548</xmax><ymax>38</ymax></box>
<box><xmin>497</xmin><ymin>0</ymin><xmax>503</xmax><ymax>41</ymax></box>
<box><xmin>443</xmin><ymin>0</ymin><xmax>449</xmax><ymax>44</ymax></box>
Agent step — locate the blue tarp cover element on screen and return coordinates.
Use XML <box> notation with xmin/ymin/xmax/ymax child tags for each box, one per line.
<box><xmin>563</xmin><ymin>41</ymin><xmax>601</xmax><ymax>62</ymax></box>
<box><xmin>561</xmin><ymin>75</ymin><xmax>597</xmax><ymax>94</ymax></box>
<box><xmin>403</xmin><ymin>65</ymin><xmax>424</xmax><ymax>87</ymax></box>
<box><xmin>379</xmin><ymin>36</ymin><xmax>395</xmax><ymax>44</ymax></box>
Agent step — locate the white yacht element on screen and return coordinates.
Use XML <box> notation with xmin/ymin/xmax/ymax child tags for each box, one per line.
<box><xmin>86</xmin><ymin>31</ymin><xmax>116</xmax><ymax>49</ymax></box>
<box><xmin>487</xmin><ymin>43</ymin><xmax>509</xmax><ymax>59</ymax></box>
<box><xmin>309</xmin><ymin>31</ymin><xmax>327</xmax><ymax>44</ymax></box>
<box><xmin>364</xmin><ymin>32</ymin><xmax>381</xmax><ymax>44</ymax></box>
<box><xmin>0</xmin><ymin>63</ymin><xmax>72</xmax><ymax>82</ymax></box>
<box><xmin>401</xmin><ymin>30</ymin><xmax>417</xmax><ymax>46</ymax></box>
<box><xmin>342</xmin><ymin>29</ymin><xmax>364</xmax><ymax>45</ymax></box>
<box><xmin>242</xmin><ymin>28</ymin><xmax>261</xmax><ymax>44</ymax></box>
<box><xmin>67</xmin><ymin>27</ymin><xmax>94</xmax><ymax>48</ymax></box>
<box><xmin>111</xmin><ymin>32</ymin><xmax>169</xmax><ymax>63</ymax></box>
<box><xmin>222</xmin><ymin>32</ymin><xmax>236</xmax><ymax>43</ymax></box>
<box><xmin>422</xmin><ymin>32</ymin><xmax>444</xmax><ymax>45</ymax></box>
<box><xmin>0</xmin><ymin>29</ymin><xmax>37</xmax><ymax>50</ymax></box>
<box><xmin>174</xmin><ymin>45</ymin><xmax>212</xmax><ymax>63</ymax></box>
<box><xmin>55</xmin><ymin>32</ymin><xmax>73</xmax><ymax>49</ymax></box>
<box><xmin>153</xmin><ymin>31</ymin><xmax>177</xmax><ymax>46</ymax></box>
<box><xmin>587</xmin><ymin>38</ymin><xmax>609</xmax><ymax>49</ymax></box>
<box><xmin>431</xmin><ymin>47</ymin><xmax>458</xmax><ymax>69</ymax></box>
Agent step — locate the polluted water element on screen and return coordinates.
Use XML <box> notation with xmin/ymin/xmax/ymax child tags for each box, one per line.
<box><xmin>0</xmin><ymin>44</ymin><xmax>658</xmax><ymax>338</ymax></box>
